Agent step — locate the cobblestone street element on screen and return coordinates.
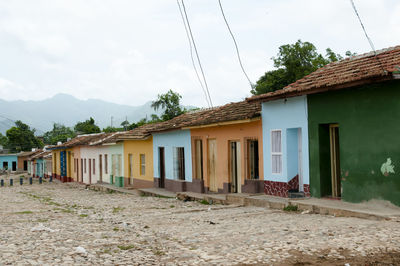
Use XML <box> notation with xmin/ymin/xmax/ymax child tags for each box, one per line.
<box><xmin>0</xmin><ymin>183</ymin><xmax>399</xmax><ymax>265</ymax></box>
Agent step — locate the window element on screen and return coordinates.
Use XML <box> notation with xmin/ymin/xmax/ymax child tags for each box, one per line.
<box><xmin>247</xmin><ymin>140</ymin><xmax>259</xmax><ymax>179</ymax></box>
<box><xmin>271</xmin><ymin>130</ymin><xmax>282</xmax><ymax>174</ymax></box>
<box><xmin>194</xmin><ymin>139</ymin><xmax>203</xmax><ymax>179</ymax></box>
<box><xmin>93</xmin><ymin>159</ymin><xmax>95</xmax><ymax>175</ymax></box>
<box><xmin>173</xmin><ymin>147</ymin><xmax>185</xmax><ymax>180</ymax></box>
<box><xmin>140</xmin><ymin>154</ymin><xmax>146</xmax><ymax>175</ymax></box>
<box><xmin>104</xmin><ymin>154</ymin><xmax>108</xmax><ymax>174</ymax></box>
<box><xmin>84</xmin><ymin>158</ymin><xmax>87</xmax><ymax>173</ymax></box>
<box><xmin>117</xmin><ymin>154</ymin><xmax>122</xmax><ymax>176</ymax></box>
<box><xmin>128</xmin><ymin>154</ymin><xmax>133</xmax><ymax>178</ymax></box>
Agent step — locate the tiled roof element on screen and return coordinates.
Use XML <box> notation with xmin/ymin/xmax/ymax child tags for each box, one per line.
<box><xmin>52</xmin><ymin>133</ymin><xmax>110</xmax><ymax>149</ymax></box>
<box><xmin>18</xmin><ymin>150</ymin><xmax>41</xmax><ymax>158</ymax></box>
<box><xmin>101</xmin><ymin>123</ymin><xmax>161</xmax><ymax>143</ymax></box>
<box><xmin>149</xmin><ymin>100</ymin><xmax>261</xmax><ymax>133</ymax></box>
<box><xmin>247</xmin><ymin>45</ymin><xmax>400</xmax><ymax>102</ymax></box>
<box><xmin>30</xmin><ymin>150</ymin><xmax>51</xmax><ymax>160</ymax></box>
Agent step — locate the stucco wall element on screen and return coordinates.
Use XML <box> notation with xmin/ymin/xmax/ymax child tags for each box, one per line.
<box><xmin>261</xmin><ymin>96</ymin><xmax>310</xmax><ymax>185</ymax></box>
<box><xmin>79</xmin><ymin>144</ymin><xmax>117</xmax><ymax>184</ymax></box>
<box><xmin>308</xmin><ymin>80</ymin><xmax>400</xmax><ymax>206</ymax></box>
<box><xmin>0</xmin><ymin>155</ymin><xmax>18</xmax><ymax>171</ymax></box>
<box><xmin>190</xmin><ymin>120</ymin><xmax>263</xmax><ymax>191</ymax></box>
<box><xmin>124</xmin><ymin>137</ymin><xmax>154</xmax><ymax>183</ymax></box>
<box><xmin>153</xmin><ymin>130</ymin><xmax>192</xmax><ymax>181</ymax></box>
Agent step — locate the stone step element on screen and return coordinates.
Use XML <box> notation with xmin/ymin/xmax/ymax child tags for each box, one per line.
<box><xmin>288</xmin><ymin>191</ymin><xmax>305</xmax><ymax>198</ymax></box>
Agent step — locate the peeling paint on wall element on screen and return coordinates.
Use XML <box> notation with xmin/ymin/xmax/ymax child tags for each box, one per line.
<box><xmin>381</xmin><ymin>158</ymin><xmax>395</xmax><ymax>176</ymax></box>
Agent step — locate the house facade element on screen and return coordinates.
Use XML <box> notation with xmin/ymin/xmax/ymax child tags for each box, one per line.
<box><xmin>248</xmin><ymin>45</ymin><xmax>400</xmax><ymax>206</ymax></box>
<box><xmin>0</xmin><ymin>154</ymin><xmax>18</xmax><ymax>171</ymax></box>
<box><xmin>153</xmin><ymin>130</ymin><xmax>193</xmax><ymax>192</ymax></box>
<box><xmin>260</xmin><ymin>96</ymin><xmax>310</xmax><ymax>197</ymax></box>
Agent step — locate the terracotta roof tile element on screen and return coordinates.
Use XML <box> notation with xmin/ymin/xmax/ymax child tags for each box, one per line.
<box><xmin>247</xmin><ymin>45</ymin><xmax>400</xmax><ymax>102</ymax></box>
<box><xmin>149</xmin><ymin>101</ymin><xmax>261</xmax><ymax>133</ymax></box>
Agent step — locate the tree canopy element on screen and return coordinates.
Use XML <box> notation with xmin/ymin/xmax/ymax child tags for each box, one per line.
<box><xmin>74</xmin><ymin>117</ymin><xmax>101</xmax><ymax>134</ymax></box>
<box><xmin>151</xmin><ymin>90</ymin><xmax>185</xmax><ymax>121</ymax></box>
<box><xmin>0</xmin><ymin>133</ymin><xmax>7</xmax><ymax>148</ymax></box>
<box><xmin>251</xmin><ymin>40</ymin><xmax>355</xmax><ymax>95</ymax></box>
<box><xmin>5</xmin><ymin>120</ymin><xmax>43</xmax><ymax>152</ymax></box>
<box><xmin>43</xmin><ymin>123</ymin><xmax>76</xmax><ymax>145</ymax></box>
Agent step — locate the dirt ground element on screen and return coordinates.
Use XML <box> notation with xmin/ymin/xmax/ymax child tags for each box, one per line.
<box><xmin>0</xmin><ymin>182</ymin><xmax>399</xmax><ymax>265</ymax></box>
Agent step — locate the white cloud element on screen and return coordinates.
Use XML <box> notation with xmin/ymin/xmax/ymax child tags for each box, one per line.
<box><xmin>0</xmin><ymin>0</ymin><xmax>399</xmax><ymax>107</ymax></box>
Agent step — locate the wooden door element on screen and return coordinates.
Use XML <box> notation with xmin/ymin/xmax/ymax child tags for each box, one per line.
<box><xmin>80</xmin><ymin>159</ymin><xmax>83</xmax><ymax>183</ymax></box>
<box><xmin>329</xmin><ymin>124</ymin><xmax>341</xmax><ymax>197</ymax></box>
<box><xmin>208</xmin><ymin>139</ymin><xmax>218</xmax><ymax>192</ymax></box>
<box><xmin>229</xmin><ymin>141</ymin><xmax>241</xmax><ymax>193</ymax></box>
<box><xmin>159</xmin><ymin>147</ymin><xmax>165</xmax><ymax>188</ymax></box>
<box><xmin>89</xmin><ymin>159</ymin><xmax>92</xmax><ymax>184</ymax></box>
<box><xmin>99</xmin><ymin>155</ymin><xmax>103</xmax><ymax>183</ymax></box>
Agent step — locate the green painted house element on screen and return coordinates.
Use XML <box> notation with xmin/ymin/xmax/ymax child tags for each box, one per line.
<box><xmin>249</xmin><ymin>45</ymin><xmax>400</xmax><ymax>206</ymax></box>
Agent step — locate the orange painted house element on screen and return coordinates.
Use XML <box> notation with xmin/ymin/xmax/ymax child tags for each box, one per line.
<box><xmin>186</xmin><ymin>101</ymin><xmax>264</xmax><ymax>193</ymax></box>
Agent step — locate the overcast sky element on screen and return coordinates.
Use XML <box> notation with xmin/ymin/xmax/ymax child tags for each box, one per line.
<box><xmin>0</xmin><ymin>0</ymin><xmax>399</xmax><ymax>107</ymax></box>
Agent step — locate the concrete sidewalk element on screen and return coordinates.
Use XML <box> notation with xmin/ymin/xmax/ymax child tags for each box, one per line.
<box><xmin>89</xmin><ymin>183</ymin><xmax>400</xmax><ymax>221</ymax></box>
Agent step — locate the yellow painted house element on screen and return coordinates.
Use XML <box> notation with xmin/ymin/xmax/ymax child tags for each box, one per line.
<box><xmin>103</xmin><ymin>124</ymin><xmax>156</xmax><ymax>188</ymax></box>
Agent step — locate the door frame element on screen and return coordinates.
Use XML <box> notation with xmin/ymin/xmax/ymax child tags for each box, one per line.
<box><xmin>329</xmin><ymin>124</ymin><xmax>341</xmax><ymax>198</ymax></box>
<box><xmin>99</xmin><ymin>154</ymin><xmax>103</xmax><ymax>183</ymax></box>
<box><xmin>229</xmin><ymin>140</ymin><xmax>241</xmax><ymax>193</ymax></box>
<box><xmin>208</xmin><ymin>139</ymin><xmax>218</xmax><ymax>192</ymax></box>
<box><xmin>159</xmin><ymin>147</ymin><xmax>165</xmax><ymax>188</ymax></box>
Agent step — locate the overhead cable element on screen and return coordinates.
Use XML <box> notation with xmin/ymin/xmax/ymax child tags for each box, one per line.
<box><xmin>180</xmin><ymin>0</ymin><xmax>213</xmax><ymax>107</ymax></box>
<box><xmin>218</xmin><ymin>0</ymin><xmax>253</xmax><ymax>89</ymax></box>
<box><xmin>176</xmin><ymin>0</ymin><xmax>210</xmax><ymax>108</ymax></box>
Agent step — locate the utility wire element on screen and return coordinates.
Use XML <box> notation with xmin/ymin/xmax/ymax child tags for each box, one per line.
<box><xmin>349</xmin><ymin>0</ymin><xmax>376</xmax><ymax>55</ymax></box>
<box><xmin>349</xmin><ymin>0</ymin><xmax>385</xmax><ymax>73</ymax></box>
<box><xmin>180</xmin><ymin>0</ymin><xmax>213</xmax><ymax>107</ymax></box>
<box><xmin>176</xmin><ymin>0</ymin><xmax>210</xmax><ymax>108</ymax></box>
<box><xmin>218</xmin><ymin>0</ymin><xmax>253</xmax><ymax>89</ymax></box>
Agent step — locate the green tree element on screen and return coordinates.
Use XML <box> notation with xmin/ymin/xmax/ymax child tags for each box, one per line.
<box><xmin>43</xmin><ymin>123</ymin><xmax>76</xmax><ymax>145</ymax></box>
<box><xmin>6</xmin><ymin>120</ymin><xmax>43</xmax><ymax>152</ymax></box>
<box><xmin>121</xmin><ymin>119</ymin><xmax>130</xmax><ymax>131</ymax></box>
<box><xmin>251</xmin><ymin>40</ymin><xmax>354</xmax><ymax>95</ymax></box>
<box><xmin>0</xmin><ymin>133</ymin><xmax>8</xmax><ymax>148</ymax></box>
<box><xmin>151</xmin><ymin>90</ymin><xmax>185</xmax><ymax>121</ymax></box>
<box><xmin>74</xmin><ymin>117</ymin><xmax>101</xmax><ymax>134</ymax></box>
<box><xmin>103</xmin><ymin>126</ymin><xmax>124</xmax><ymax>133</ymax></box>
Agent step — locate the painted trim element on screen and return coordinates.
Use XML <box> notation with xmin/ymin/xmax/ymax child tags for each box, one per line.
<box><xmin>182</xmin><ymin>117</ymin><xmax>261</xmax><ymax>130</ymax></box>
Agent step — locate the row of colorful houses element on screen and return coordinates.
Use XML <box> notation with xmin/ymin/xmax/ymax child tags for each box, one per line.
<box><xmin>47</xmin><ymin>45</ymin><xmax>400</xmax><ymax>207</ymax></box>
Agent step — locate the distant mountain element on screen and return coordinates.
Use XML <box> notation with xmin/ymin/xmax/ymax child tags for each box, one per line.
<box><xmin>0</xmin><ymin>93</ymin><xmax>172</xmax><ymax>135</ymax></box>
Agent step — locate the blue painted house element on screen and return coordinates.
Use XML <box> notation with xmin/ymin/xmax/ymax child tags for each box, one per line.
<box><xmin>150</xmin><ymin>109</ymin><xmax>213</xmax><ymax>192</ymax></box>
<box><xmin>0</xmin><ymin>154</ymin><xmax>18</xmax><ymax>171</ymax></box>
<box><xmin>248</xmin><ymin>95</ymin><xmax>310</xmax><ymax>197</ymax></box>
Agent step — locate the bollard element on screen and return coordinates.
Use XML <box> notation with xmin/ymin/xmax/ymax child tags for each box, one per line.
<box><xmin>39</xmin><ymin>177</ymin><xmax>42</xmax><ymax>184</ymax></box>
<box><xmin>0</xmin><ymin>179</ymin><xmax>3</xmax><ymax>187</ymax></box>
<box><xmin>10</xmin><ymin>179</ymin><xmax>13</xmax><ymax>186</ymax></box>
<box><xmin>20</xmin><ymin>177</ymin><xmax>23</xmax><ymax>186</ymax></box>
<box><xmin>29</xmin><ymin>177</ymin><xmax>33</xmax><ymax>185</ymax></box>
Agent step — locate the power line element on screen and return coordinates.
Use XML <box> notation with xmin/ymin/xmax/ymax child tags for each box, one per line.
<box><xmin>176</xmin><ymin>0</ymin><xmax>210</xmax><ymax>108</ymax></box>
<box><xmin>349</xmin><ymin>0</ymin><xmax>376</xmax><ymax>55</ymax></box>
<box><xmin>349</xmin><ymin>0</ymin><xmax>385</xmax><ymax>73</ymax></box>
<box><xmin>218</xmin><ymin>0</ymin><xmax>253</xmax><ymax>89</ymax></box>
<box><xmin>180</xmin><ymin>0</ymin><xmax>213</xmax><ymax>107</ymax></box>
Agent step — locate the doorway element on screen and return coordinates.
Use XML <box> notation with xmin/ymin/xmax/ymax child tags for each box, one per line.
<box><xmin>89</xmin><ymin>159</ymin><xmax>92</xmax><ymax>184</ymax></box>
<box><xmin>80</xmin><ymin>159</ymin><xmax>83</xmax><ymax>183</ymax></box>
<box><xmin>3</xmin><ymin>162</ymin><xmax>8</xmax><ymax>170</ymax></box>
<box><xmin>24</xmin><ymin>160</ymin><xmax>28</xmax><ymax>171</ymax></box>
<box><xmin>159</xmin><ymin>147</ymin><xmax>165</xmax><ymax>188</ymax></box>
<box><xmin>329</xmin><ymin>124</ymin><xmax>341</xmax><ymax>198</ymax></box>
<box><xmin>319</xmin><ymin>124</ymin><xmax>341</xmax><ymax>198</ymax></box>
<box><xmin>99</xmin><ymin>155</ymin><xmax>103</xmax><ymax>183</ymax></box>
<box><xmin>229</xmin><ymin>141</ymin><xmax>241</xmax><ymax>193</ymax></box>
<box><xmin>208</xmin><ymin>139</ymin><xmax>218</xmax><ymax>192</ymax></box>
<box><xmin>12</xmin><ymin>161</ymin><xmax>16</xmax><ymax>171</ymax></box>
